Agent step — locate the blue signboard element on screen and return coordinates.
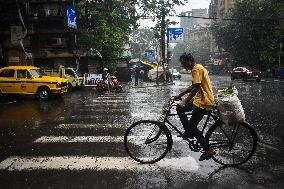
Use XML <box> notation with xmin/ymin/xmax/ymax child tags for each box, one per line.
<box><xmin>65</xmin><ymin>5</ymin><xmax>77</xmax><ymax>29</ymax></box>
<box><xmin>144</xmin><ymin>50</ymin><xmax>156</xmax><ymax>63</ymax></box>
<box><xmin>168</xmin><ymin>28</ymin><xmax>184</xmax><ymax>43</ymax></box>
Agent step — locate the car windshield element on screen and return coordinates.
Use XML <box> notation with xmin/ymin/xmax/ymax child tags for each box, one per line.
<box><xmin>29</xmin><ymin>69</ymin><xmax>47</xmax><ymax>78</ymax></box>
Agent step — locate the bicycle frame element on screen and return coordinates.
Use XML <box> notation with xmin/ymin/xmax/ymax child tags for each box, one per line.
<box><xmin>160</xmin><ymin>99</ymin><xmax>219</xmax><ymax>141</ymax></box>
<box><xmin>125</xmin><ymin>98</ymin><xmax>258</xmax><ymax>166</ymax></box>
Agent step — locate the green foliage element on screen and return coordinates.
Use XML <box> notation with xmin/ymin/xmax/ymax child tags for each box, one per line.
<box><xmin>211</xmin><ymin>0</ymin><xmax>281</xmax><ymax>70</ymax></box>
<box><xmin>137</xmin><ymin>0</ymin><xmax>188</xmax><ymax>41</ymax></box>
<box><xmin>171</xmin><ymin>36</ymin><xmax>211</xmax><ymax>68</ymax></box>
<box><xmin>77</xmin><ymin>0</ymin><xmax>139</xmax><ymax>67</ymax></box>
<box><xmin>130</xmin><ymin>28</ymin><xmax>159</xmax><ymax>58</ymax></box>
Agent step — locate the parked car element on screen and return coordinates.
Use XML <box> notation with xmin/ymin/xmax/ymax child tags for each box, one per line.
<box><xmin>170</xmin><ymin>68</ymin><xmax>181</xmax><ymax>79</ymax></box>
<box><xmin>42</xmin><ymin>66</ymin><xmax>82</xmax><ymax>90</ymax></box>
<box><xmin>147</xmin><ymin>67</ymin><xmax>165</xmax><ymax>81</ymax></box>
<box><xmin>0</xmin><ymin>66</ymin><xmax>68</xmax><ymax>100</ymax></box>
<box><xmin>231</xmin><ymin>67</ymin><xmax>261</xmax><ymax>82</ymax></box>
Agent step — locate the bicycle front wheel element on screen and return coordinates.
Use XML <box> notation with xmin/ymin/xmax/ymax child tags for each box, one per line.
<box><xmin>124</xmin><ymin>120</ymin><xmax>171</xmax><ymax>164</ymax></box>
<box><xmin>206</xmin><ymin>121</ymin><xmax>257</xmax><ymax>166</ymax></box>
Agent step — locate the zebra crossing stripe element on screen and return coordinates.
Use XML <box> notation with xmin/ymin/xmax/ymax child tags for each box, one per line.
<box><xmin>33</xmin><ymin>136</ymin><xmax>124</xmax><ymax>143</ymax></box>
<box><xmin>33</xmin><ymin>136</ymin><xmax>183</xmax><ymax>143</ymax></box>
<box><xmin>0</xmin><ymin>156</ymin><xmax>199</xmax><ymax>171</ymax></box>
<box><xmin>92</xmin><ymin>100</ymin><xmax>130</xmax><ymax>103</ymax></box>
<box><xmin>73</xmin><ymin>104</ymin><xmax>129</xmax><ymax>108</ymax></box>
<box><xmin>97</xmin><ymin>96</ymin><xmax>126</xmax><ymax>99</ymax></box>
<box><xmin>56</xmin><ymin>123</ymin><xmax>123</xmax><ymax>129</ymax></box>
<box><xmin>74</xmin><ymin>108</ymin><xmax>128</xmax><ymax>111</ymax></box>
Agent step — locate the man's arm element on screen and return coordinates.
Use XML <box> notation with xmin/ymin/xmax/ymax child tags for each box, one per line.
<box><xmin>176</xmin><ymin>85</ymin><xmax>194</xmax><ymax>99</ymax></box>
<box><xmin>176</xmin><ymin>83</ymin><xmax>200</xmax><ymax>107</ymax></box>
<box><xmin>183</xmin><ymin>83</ymin><xmax>200</xmax><ymax>105</ymax></box>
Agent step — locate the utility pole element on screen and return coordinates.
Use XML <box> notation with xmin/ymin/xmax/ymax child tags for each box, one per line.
<box><xmin>279</xmin><ymin>42</ymin><xmax>282</xmax><ymax>68</ymax></box>
<box><xmin>160</xmin><ymin>6</ymin><xmax>167</xmax><ymax>83</ymax></box>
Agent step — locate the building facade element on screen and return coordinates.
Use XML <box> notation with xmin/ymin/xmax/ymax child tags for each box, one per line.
<box><xmin>209</xmin><ymin>0</ymin><xmax>236</xmax><ymax>19</ymax></box>
<box><xmin>180</xmin><ymin>8</ymin><xmax>210</xmax><ymax>42</ymax></box>
<box><xmin>0</xmin><ymin>0</ymin><xmax>79</xmax><ymax>69</ymax></box>
<box><xmin>0</xmin><ymin>0</ymin><xmax>134</xmax><ymax>81</ymax></box>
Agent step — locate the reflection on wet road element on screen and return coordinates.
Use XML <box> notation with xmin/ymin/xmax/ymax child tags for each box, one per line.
<box><xmin>0</xmin><ymin>75</ymin><xmax>283</xmax><ymax>188</ymax></box>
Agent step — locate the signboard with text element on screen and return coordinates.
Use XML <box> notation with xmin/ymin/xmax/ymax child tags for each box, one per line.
<box><xmin>168</xmin><ymin>28</ymin><xmax>184</xmax><ymax>43</ymax></box>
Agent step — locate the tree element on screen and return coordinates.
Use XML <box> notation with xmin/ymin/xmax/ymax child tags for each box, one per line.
<box><xmin>77</xmin><ymin>0</ymin><xmax>139</xmax><ymax>71</ymax></box>
<box><xmin>136</xmin><ymin>0</ymin><xmax>188</xmax><ymax>59</ymax></box>
<box><xmin>171</xmin><ymin>35</ymin><xmax>211</xmax><ymax>68</ymax></box>
<box><xmin>136</xmin><ymin>0</ymin><xmax>187</xmax><ymax>82</ymax></box>
<box><xmin>211</xmin><ymin>0</ymin><xmax>281</xmax><ymax>70</ymax></box>
<box><xmin>130</xmin><ymin>28</ymin><xmax>159</xmax><ymax>59</ymax></box>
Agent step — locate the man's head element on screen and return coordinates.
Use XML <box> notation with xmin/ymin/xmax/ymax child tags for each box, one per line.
<box><xmin>179</xmin><ymin>52</ymin><xmax>195</xmax><ymax>70</ymax></box>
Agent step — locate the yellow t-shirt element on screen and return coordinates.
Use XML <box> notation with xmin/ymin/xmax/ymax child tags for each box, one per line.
<box><xmin>191</xmin><ymin>64</ymin><xmax>215</xmax><ymax>110</ymax></box>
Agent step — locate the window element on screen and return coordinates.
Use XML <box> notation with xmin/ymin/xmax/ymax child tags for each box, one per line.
<box><xmin>17</xmin><ymin>70</ymin><xmax>28</xmax><ymax>78</ymax></box>
<box><xmin>30</xmin><ymin>69</ymin><xmax>46</xmax><ymax>78</ymax></box>
<box><xmin>0</xmin><ymin>69</ymin><xmax>15</xmax><ymax>78</ymax></box>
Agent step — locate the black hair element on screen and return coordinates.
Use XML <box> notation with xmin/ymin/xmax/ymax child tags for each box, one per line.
<box><xmin>179</xmin><ymin>52</ymin><xmax>195</xmax><ymax>63</ymax></box>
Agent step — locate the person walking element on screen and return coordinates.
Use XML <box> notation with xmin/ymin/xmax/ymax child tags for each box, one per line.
<box><xmin>174</xmin><ymin>52</ymin><xmax>216</xmax><ymax>161</ymax></box>
<box><xmin>139</xmin><ymin>67</ymin><xmax>145</xmax><ymax>84</ymax></box>
<box><xmin>134</xmin><ymin>65</ymin><xmax>140</xmax><ymax>86</ymax></box>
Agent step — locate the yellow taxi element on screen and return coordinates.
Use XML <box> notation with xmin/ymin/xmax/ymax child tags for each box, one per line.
<box><xmin>0</xmin><ymin>66</ymin><xmax>68</xmax><ymax>100</ymax></box>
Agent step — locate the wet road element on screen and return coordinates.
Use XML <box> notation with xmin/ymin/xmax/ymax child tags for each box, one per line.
<box><xmin>0</xmin><ymin>75</ymin><xmax>283</xmax><ymax>189</ymax></box>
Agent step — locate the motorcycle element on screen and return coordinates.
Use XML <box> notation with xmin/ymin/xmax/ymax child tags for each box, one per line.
<box><xmin>96</xmin><ymin>75</ymin><xmax>123</xmax><ymax>94</ymax></box>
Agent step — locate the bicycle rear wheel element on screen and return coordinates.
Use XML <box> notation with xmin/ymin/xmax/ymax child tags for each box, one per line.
<box><xmin>124</xmin><ymin>120</ymin><xmax>171</xmax><ymax>164</ymax></box>
<box><xmin>206</xmin><ymin>121</ymin><xmax>257</xmax><ymax>166</ymax></box>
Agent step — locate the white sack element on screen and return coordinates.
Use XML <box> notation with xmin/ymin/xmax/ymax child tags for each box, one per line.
<box><xmin>217</xmin><ymin>88</ymin><xmax>245</xmax><ymax>125</ymax></box>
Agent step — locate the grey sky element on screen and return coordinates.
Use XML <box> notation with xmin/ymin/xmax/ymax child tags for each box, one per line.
<box><xmin>139</xmin><ymin>0</ymin><xmax>211</xmax><ymax>28</ymax></box>
<box><xmin>174</xmin><ymin>0</ymin><xmax>211</xmax><ymax>14</ymax></box>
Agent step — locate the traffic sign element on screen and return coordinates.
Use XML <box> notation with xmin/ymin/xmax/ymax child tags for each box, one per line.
<box><xmin>168</xmin><ymin>28</ymin><xmax>184</xmax><ymax>43</ymax></box>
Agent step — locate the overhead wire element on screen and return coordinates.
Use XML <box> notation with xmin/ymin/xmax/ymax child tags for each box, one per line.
<box><xmin>140</xmin><ymin>14</ymin><xmax>284</xmax><ymax>21</ymax></box>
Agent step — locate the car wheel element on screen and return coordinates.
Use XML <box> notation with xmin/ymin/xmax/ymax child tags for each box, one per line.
<box><xmin>37</xmin><ymin>87</ymin><xmax>50</xmax><ymax>100</ymax></box>
<box><xmin>242</xmin><ymin>77</ymin><xmax>248</xmax><ymax>81</ymax></box>
<box><xmin>256</xmin><ymin>78</ymin><xmax>261</xmax><ymax>82</ymax></box>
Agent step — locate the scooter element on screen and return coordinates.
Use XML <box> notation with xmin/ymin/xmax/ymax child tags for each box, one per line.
<box><xmin>96</xmin><ymin>75</ymin><xmax>123</xmax><ymax>94</ymax></box>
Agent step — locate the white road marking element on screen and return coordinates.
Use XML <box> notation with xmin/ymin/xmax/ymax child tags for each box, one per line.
<box><xmin>69</xmin><ymin>115</ymin><xmax>130</xmax><ymax>119</ymax></box>
<box><xmin>33</xmin><ymin>135</ymin><xmax>183</xmax><ymax>143</ymax></box>
<box><xmin>0</xmin><ymin>156</ymin><xmax>199</xmax><ymax>171</ymax></box>
<box><xmin>74</xmin><ymin>108</ymin><xmax>128</xmax><ymax>112</ymax></box>
<box><xmin>56</xmin><ymin>123</ymin><xmax>123</xmax><ymax>129</ymax></box>
<box><xmin>97</xmin><ymin>96</ymin><xmax>126</xmax><ymax>100</ymax></box>
<box><xmin>92</xmin><ymin>100</ymin><xmax>130</xmax><ymax>103</ymax></box>
<box><xmin>34</xmin><ymin>136</ymin><xmax>124</xmax><ymax>143</ymax></box>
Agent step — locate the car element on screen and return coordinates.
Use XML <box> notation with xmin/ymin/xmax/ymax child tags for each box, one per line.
<box><xmin>0</xmin><ymin>66</ymin><xmax>68</xmax><ymax>100</ymax></box>
<box><xmin>169</xmin><ymin>68</ymin><xmax>181</xmax><ymax>79</ymax></box>
<box><xmin>231</xmin><ymin>67</ymin><xmax>261</xmax><ymax>82</ymax></box>
<box><xmin>42</xmin><ymin>66</ymin><xmax>82</xmax><ymax>89</ymax></box>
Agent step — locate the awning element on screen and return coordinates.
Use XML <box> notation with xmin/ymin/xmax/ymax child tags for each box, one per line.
<box><xmin>141</xmin><ymin>61</ymin><xmax>157</xmax><ymax>69</ymax></box>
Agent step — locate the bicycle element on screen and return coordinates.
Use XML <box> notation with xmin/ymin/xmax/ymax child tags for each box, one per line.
<box><xmin>124</xmin><ymin>97</ymin><xmax>258</xmax><ymax>166</ymax></box>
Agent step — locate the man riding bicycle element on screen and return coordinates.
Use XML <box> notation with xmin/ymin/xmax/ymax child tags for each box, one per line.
<box><xmin>174</xmin><ymin>52</ymin><xmax>216</xmax><ymax>161</ymax></box>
